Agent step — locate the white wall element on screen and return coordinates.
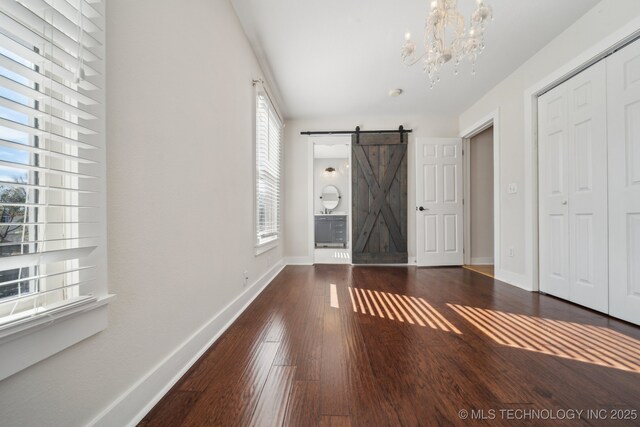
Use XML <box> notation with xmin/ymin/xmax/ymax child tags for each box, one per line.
<box><xmin>313</xmin><ymin>158</ymin><xmax>350</xmax><ymax>214</ymax></box>
<box><xmin>459</xmin><ymin>0</ymin><xmax>640</xmax><ymax>286</ymax></box>
<box><xmin>284</xmin><ymin>115</ymin><xmax>458</xmax><ymax>263</ymax></box>
<box><xmin>469</xmin><ymin>127</ymin><xmax>494</xmax><ymax>264</ymax></box>
<box><xmin>0</xmin><ymin>1</ymin><xmax>284</xmax><ymax>426</ymax></box>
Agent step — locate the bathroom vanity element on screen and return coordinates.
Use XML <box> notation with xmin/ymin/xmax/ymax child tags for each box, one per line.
<box><xmin>315</xmin><ymin>184</ymin><xmax>348</xmax><ymax>247</ymax></box>
<box><xmin>314</xmin><ymin>214</ymin><xmax>347</xmax><ymax>247</ymax></box>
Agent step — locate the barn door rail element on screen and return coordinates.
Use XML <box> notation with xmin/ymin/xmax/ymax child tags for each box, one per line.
<box><xmin>300</xmin><ymin>126</ymin><xmax>412</xmax><ymax>144</ymax></box>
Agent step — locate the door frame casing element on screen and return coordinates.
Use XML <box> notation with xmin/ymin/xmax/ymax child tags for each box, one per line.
<box><xmin>307</xmin><ymin>135</ymin><xmax>353</xmax><ymax>264</ymax></box>
<box><xmin>460</xmin><ymin>110</ymin><xmax>501</xmax><ymax>274</ymax></box>
<box><xmin>523</xmin><ymin>17</ymin><xmax>640</xmax><ymax>292</ymax></box>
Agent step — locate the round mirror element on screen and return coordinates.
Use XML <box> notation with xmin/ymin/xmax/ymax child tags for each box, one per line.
<box><xmin>321</xmin><ymin>185</ymin><xmax>340</xmax><ymax>210</ymax></box>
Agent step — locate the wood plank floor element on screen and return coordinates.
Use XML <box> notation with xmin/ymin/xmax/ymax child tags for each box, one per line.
<box><xmin>139</xmin><ymin>265</ymin><xmax>640</xmax><ymax>426</ymax></box>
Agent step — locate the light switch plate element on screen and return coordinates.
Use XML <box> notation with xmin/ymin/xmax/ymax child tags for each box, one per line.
<box><xmin>508</xmin><ymin>183</ymin><xmax>518</xmax><ymax>194</ymax></box>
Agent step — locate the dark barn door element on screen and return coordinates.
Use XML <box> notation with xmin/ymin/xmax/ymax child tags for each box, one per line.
<box><xmin>352</xmin><ymin>133</ymin><xmax>407</xmax><ymax>264</ymax></box>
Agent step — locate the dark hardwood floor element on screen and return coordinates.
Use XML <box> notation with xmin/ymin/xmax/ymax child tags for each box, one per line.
<box><xmin>139</xmin><ymin>265</ymin><xmax>640</xmax><ymax>426</ymax></box>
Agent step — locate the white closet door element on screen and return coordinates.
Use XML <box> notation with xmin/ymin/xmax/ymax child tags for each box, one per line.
<box><xmin>539</xmin><ymin>84</ymin><xmax>571</xmax><ymax>300</ymax></box>
<box><xmin>566</xmin><ymin>61</ymin><xmax>608</xmax><ymax>312</ymax></box>
<box><xmin>539</xmin><ymin>61</ymin><xmax>608</xmax><ymax>312</ymax></box>
<box><xmin>607</xmin><ymin>40</ymin><xmax>640</xmax><ymax>325</ymax></box>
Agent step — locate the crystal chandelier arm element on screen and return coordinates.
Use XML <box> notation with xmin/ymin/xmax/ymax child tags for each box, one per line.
<box><xmin>402</xmin><ymin>50</ymin><xmax>427</xmax><ymax>66</ymax></box>
<box><xmin>400</xmin><ymin>0</ymin><xmax>492</xmax><ymax>87</ymax></box>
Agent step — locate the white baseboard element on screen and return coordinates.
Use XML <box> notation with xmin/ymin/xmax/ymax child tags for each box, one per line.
<box><xmin>470</xmin><ymin>257</ymin><xmax>494</xmax><ymax>265</ymax></box>
<box><xmin>89</xmin><ymin>260</ymin><xmax>286</xmax><ymax>427</ymax></box>
<box><xmin>495</xmin><ymin>269</ymin><xmax>532</xmax><ymax>292</ymax></box>
<box><xmin>285</xmin><ymin>256</ymin><xmax>313</xmax><ymax>265</ymax></box>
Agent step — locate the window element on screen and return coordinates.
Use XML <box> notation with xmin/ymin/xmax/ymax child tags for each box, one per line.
<box><xmin>0</xmin><ymin>0</ymin><xmax>108</xmax><ymax>379</ymax></box>
<box><xmin>255</xmin><ymin>88</ymin><xmax>282</xmax><ymax>249</ymax></box>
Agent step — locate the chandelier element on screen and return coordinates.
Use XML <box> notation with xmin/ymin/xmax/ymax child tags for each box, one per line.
<box><xmin>401</xmin><ymin>0</ymin><xmax>493</xmax><ymax>88</ymax></box>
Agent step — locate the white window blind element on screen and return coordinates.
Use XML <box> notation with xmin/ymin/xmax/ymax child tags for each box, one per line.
<box><xmin>0</xmin><ymin>0</ymin><xmax>105</xmax><ymax>333</ymax></box>
<box><xmin>255</xmin><ymin>89</ymin><xmax>282</xmax><ymax>247</ymax></box>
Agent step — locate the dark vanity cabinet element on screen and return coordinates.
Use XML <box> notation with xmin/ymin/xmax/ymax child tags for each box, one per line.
<box><xmin>314</xmin><ymin>215</ymin><xmax>347</xmax><ymax>247</ymax></box>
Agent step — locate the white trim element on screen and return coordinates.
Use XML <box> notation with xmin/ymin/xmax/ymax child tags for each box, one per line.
<box><xmin>463</xmin><ymin>138</ymin><xmax>471</xmax><ymax>266</ymax></box>
<box><xmin>460</xmin><ymin>112</ymin><xmax>496</xmax><ymax>139</ymax></box>
<box><xmin>495</xmin><ymin>269</ymin><xmax>530</xmax><ymax>292</ymax></box>
<box><xmin>470</xmin><ymin>257</ymin><xmax>494</xmax><ymax>265</ymax></box>
<box><xmin>0</xmin><ymin>295</ymin><xmax>111</xmax><ymax>343</ymax></box>
<box><xmin>307</xmin><ymin>135</ymin><xmax>352</xmax><ymax>265</ymax></box>
<box><xmin>460</xmin><ymin>109</ymin><xmax>501</xmax><ymax>280</ymax></box>
<box><xmin>307</xmin><ymin>137</ymin><xmax>314</xmax><ymax>262</ymax></box>
<box><xmin>347</xmin><ymin>141</ymin><xmax>353</xmax><ymax>260</ymax></box>
<box><xmin>254</xmin><ymin>239</ymin><xmax>278</xmax><ymax>255</ymax></box>
<box><xmin>523</xmin><ymin>89</ymin><xmax>537</xmax><ymax>292</ymax></box>
<box><xmin>523</xmin><ymin>16</ymin><xmax>640</xmax><ymax>293</ymax></box>
<box><xmin>89</xmin><ymin>261</ymin><xmax>286</xmax><ymax>427</ymax></box>
<box><xmin>0</xmin><ymin>295</ymin><xmax>114</xmax><ymax>381</ymax></box>
<box><xmin>285</xmin><ymin>256</ymin><xmax>314</xmax><ymax>265</ymax></box>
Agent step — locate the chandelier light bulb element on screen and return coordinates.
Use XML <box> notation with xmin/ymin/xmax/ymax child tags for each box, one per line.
<box><xmin>400</xmin><ymin>0</ymin><xmax>492</xmax><ymax>88</ymax></box>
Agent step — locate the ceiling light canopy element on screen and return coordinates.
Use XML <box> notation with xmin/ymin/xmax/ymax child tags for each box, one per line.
<box><xmin>401</xmin><ymin>0</ymin><xmax>493</xmax><ymax>88</ymax></box>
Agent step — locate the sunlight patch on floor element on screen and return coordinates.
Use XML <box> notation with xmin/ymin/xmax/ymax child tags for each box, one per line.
<box><xmin>330</xmin><ymin>284</ymin><xmax>339</xmax><ymax>308</ymax></box>
<box><xmin>347</xmin><ymin>287</ymin><xmax>461</xmax><ymax>333</ymax></box>
<box><xmin>448</xmin><ymin>304</ymin><xmax>640</xmax><ymax>373</ymax></box>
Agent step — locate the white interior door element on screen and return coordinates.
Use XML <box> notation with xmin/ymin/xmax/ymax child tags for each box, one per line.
<box><xmin>416</xmin><ymin>138</ymin><xmax>463</xmax><ymax>266</ymax></box>
<box><xmin>538</xmin><ymin>61</ymin><xmax>608</xmax><ymax>313</ymax></box>
<box><xmin>607</xmin><ymin>39</ymin><xmax>640</xmax><ymax>325</ymax></box>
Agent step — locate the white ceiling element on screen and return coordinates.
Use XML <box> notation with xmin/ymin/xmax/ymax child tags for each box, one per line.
<box><xmin>231</xmin><ymin>0</ymin><xmax>599</xmax><ymax>120</ymax></box>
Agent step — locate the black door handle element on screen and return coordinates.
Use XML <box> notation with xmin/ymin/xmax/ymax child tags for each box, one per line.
<box><xmin>418</xmin><ymin>206</ymin><xmax>427</xmax><ymax>211</ymax></box>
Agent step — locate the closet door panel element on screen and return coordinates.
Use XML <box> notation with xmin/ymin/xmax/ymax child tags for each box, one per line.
<box><xmin>538</xmin><ymin>61</ymin><xmax>608</xmax><ymax>312</ymax></box>
<box><xmin>539</xmin><ymin>86</ymin><xmax>570</xmax><ymax>300</ymax></box>
<box><xmin>566</xmin><ymin>61</ymin><xmax>608</xmax><ymax>313</ymax></box>
<box><xmin>607</xmin><ymin>39</ymin><xmax>640</xmax><ymax>325</ymax></box>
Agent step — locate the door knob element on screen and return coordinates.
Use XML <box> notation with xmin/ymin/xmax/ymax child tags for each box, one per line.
<box><xmin>561</xmin><ymin>200</ymin><xmax>568</xmax><ymax>205</ymax></box>
<box><xmin>418</xmin><ymin>206</ymin><xmax>428</xmax><ymax>211</ymax></box>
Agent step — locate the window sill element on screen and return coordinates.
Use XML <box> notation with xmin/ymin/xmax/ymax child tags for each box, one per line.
<box><xmin>0</xmin><ymin>294</ymin><xmax>115</xmax><ymax>381</ymax></box>
<box><xmin>255</xmin><ymin>238</ymin><xmax>278</xmax><ymax>255</ymax></box>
